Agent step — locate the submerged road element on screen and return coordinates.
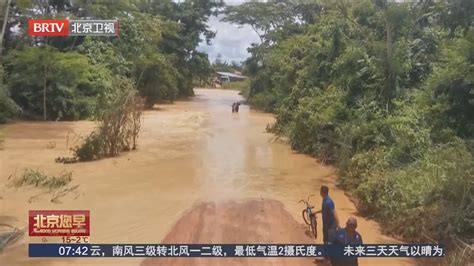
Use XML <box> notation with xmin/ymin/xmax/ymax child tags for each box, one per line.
<box><xmin>0</xmin><ymin>88</ymin><xmax>414</xmax><ymax>265</ymax></box>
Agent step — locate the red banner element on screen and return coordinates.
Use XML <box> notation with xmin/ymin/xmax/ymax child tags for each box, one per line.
<box><xmin>28</xmin><ymin>19</ymin><xmax>69</xmax><ymax>36</ymax></box>
<box><xmin>29</xmin><ymin>210</ymin><xmax>90</xmax><ymax>236</ymax></box>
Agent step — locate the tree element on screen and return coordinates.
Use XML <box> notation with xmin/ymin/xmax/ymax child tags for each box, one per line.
<box><xmin>215</xmin><ymin>53</ymin><xmax>223</xmax><ymax>65</ymax></box>
<box><xmin>437</xmin><ymin>0</ymin><xmax>474</xmax><ymax>36</ymax></box>
<box><xmin>0</xmin><ymin>0</ymin><xmax>12</xmax><ymax>59</ymax></box>
<box><xmin>0</xmin><ymin>64</ymin><xmax>19</xmax><ymax>122</ymax></box>
<box><xmin>229</xmin><ymin>1</ymin><xmax>474</xmax><ymax>260</ymax></box>
<box><xmin>212</xmin><ymin>53</ymin><xmax>233</xmax><ymax>72</ymax></box>
<box><xmin>138</xmin><ymin>0</ymin><xmax>220</xmax><ymax>96</ymax></box>
<box><xmin>223</xmin><ymin>1</ymin><xmax>322</xmax><ymax>44</ymax></box>
<box><xmin>6</xmin><ymin>46</ymin><xmax>112</xmax><ymax>120</ymax></box>
<box><xmin>1</xmin><ymin>0</ymin><xmax>218</xmax><ymax>119</ymax></box>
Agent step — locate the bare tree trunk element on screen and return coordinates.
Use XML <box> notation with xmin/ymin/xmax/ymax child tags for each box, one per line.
<box><xmin>385</xmin><ymin>15</ymin><xmax>392</xmax><ymax>62</ymax></box>
<box><xmin>136</xmin><ymin>68</ymin><xmax>146</xmax><ymax>90</ymax></box>
<box><xmin>43</xmin><ymin>63</ymin><xmax>47</xmax><ymax>120</ymax></box>
<box><xmin>0</xmin><ymin>0</ymin><xmax>12</xmax><ymax>60</ymax></box>
<box><xmin>69</xmin><ymin>36</ymin><xmax>78</xmax><ymax>51</ymax></box>
<box><xmin>384</xmin><ymin>9</ymin><xmax>394</xmax><ymax>104</ymax></box>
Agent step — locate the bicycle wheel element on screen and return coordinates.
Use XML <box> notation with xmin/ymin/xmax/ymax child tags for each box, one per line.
<box><xmin>302</xmin><ymin>209</ymin><xmax>311</xmax><ymax>225</ymax></box>
<box><xmin>310</xmin><ymin>214</ymin><xmax>317</xmax><ymax>239</ymax></box>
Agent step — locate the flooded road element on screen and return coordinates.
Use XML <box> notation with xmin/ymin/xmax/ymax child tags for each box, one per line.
<box><xmin>0</xmin><ymin>89</ymin><xmax>415</xmax><ymax>265</ymax></box>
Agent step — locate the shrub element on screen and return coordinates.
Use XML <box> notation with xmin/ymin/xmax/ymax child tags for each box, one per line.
<box><xmin>73</xmin><ymin>131</ymin><xmax>106</xmax><ymax>161</ymax></box>
<box><xmin>247</xmin><ymin>90</ymin><xmax>280</xmax><ymax>112</ymax></box>
<box><xmin>222</xmin><ymin>80</ymin><xmax>250</xmax><ymax>94</ymax></box>
<box><xmin>286</xmin><ymin>86</ymin><xmax>349</xmax><ymax>162</ymax></box>
<box><xmin>72</xmin><ymin>90</ymin><xmax>144</xmax><ymax>161</ymax></box>
<box><xmin>9</xmin><ymin>169</ymin><xmax>72</xmax><ymax>189</ymax></box>
<box><xmin>353</xmin><ymin>141</ymin><xmax>473</xmax><ymax>243</ymax></box>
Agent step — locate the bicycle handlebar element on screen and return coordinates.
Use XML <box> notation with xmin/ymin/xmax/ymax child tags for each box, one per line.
<box><xmin>298</xmin><ymin>199</ymin><xmax>308</xmax><ymax>205</ymax></box>
<box><xmin>299</xmin><ymin>194</ymin><xmax>316</xmax><ymax>206</ymax></box>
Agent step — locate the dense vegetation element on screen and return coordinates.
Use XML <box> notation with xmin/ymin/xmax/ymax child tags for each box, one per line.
<box><xmin>70</xmin><ymin>90</ymin><xmax>144</xmax><ymax>162</ymax></box>
<box><xmin>225</xmin><ymin>0</ymin><xmax>473</xmax><ymax>262</ymax></box>
<box><xmin>222</xmin><ymin>79</ymin><xmax>249</xmax><ymax>93</ymax></box>
<box><xmin>0</xmin><ymin>0</ymin><xmax>219</xmax><ymax>121</ymax></box>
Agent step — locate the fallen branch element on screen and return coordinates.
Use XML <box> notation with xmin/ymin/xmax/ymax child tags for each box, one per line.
<box><xmin>50</xmin><ymin>185</ymin><xmax>80</xmax><ymax>203</ymax></box>
<box><xmin>0</xmin><ymin>226</ymin><xmax>25</xmax><ymax>252</ymax></box>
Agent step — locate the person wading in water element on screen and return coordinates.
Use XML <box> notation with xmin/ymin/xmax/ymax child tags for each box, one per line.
<box><xmin>232</xmin><ymin>102</ymin><xmax>241</xmax><ymax>113</ymax></box>
<box><xmin>235</xmin><ymin>102</ymin><xmax>241</xmax><ymax>112</ymax></box>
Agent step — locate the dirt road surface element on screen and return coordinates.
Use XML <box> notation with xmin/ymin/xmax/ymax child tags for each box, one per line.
<box><xmin>0</xmin><ymin>89</ymin><xmax>417</xmax><ymax>265</ymax></box>
<box><xmin>142</xmin><ymin>199</ymin><xmax>317</xmax><ymax>266</ymax></box>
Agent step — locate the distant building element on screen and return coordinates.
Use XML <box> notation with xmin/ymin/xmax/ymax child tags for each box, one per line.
<box><xmin>216</xmin><ymin>71</ymin><xmax>247</xmax><ymax>83</ymax></box>
<box><xmin>232</xmin><ymin>69</ymin><xmax>242</xmax><ymax>76</ymax></box>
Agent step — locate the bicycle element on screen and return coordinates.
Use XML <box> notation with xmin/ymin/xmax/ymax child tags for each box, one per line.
<box><xmin>299</xmin><ymin>194</ymin><xmax>317</xmax><ymax>239</ymax></box>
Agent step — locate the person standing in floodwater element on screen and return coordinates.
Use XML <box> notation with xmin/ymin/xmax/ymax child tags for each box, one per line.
<box><xmin>314</xmin><ymin>185</ymin><xmax>341</xmax><ymax>264</ymax></box>
<box><xmin>232</xmin><ymin>102</ymin><xmax>236</xmax><ymax>113</ymax></box>
<box><xmin>235</xmin><ymin>102</ymin><xmax>241</xmax><ymax>113</ymax></box>
<box><xmin>314</xmin><ymin>185</ymin><xmax>340</xmax><ymax>244</ymax></box>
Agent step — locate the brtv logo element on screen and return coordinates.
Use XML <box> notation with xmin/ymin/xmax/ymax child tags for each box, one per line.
<box><xmin>28</xmin><ymin>19</ymin><xmax>69</xmax><ymax>36</ymax></box>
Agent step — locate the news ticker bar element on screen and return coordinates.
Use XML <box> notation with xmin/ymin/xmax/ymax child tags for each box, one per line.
<box><xmin>29</xmin><ymin>244</ymin><xmax>445</xmax><ymax>258</ymax></box>
<box><xmin>28</xmin><ymin>20</ymin><xmax>119</xmax><ymax>37</ymax></box>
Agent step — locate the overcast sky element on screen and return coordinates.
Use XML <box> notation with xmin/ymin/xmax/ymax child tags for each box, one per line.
<box><xmin>197</xmin><ymin>14</ymin><xmax>261</xmax><ymax>65</ymax></box>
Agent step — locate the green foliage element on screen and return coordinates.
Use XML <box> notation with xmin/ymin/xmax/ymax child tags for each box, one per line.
<box><xmin>6</xmin><ymin>46</ymin><xmax>112</xmax><ymax>120</ymax></box>
<box><xmin>1</xmin><ymin>0</ymin><xmax>218</xmax><ymax>116</ymax></box>
<box><xmin>285</xmin><ymin>86</ymin><xmax>349</xmax><ymax>161</ymax></box>
<box><xmin>423</xmin><ymin>33</ymin><xmax>474</xmax><ymax>138</ymax></box>
<box><xmin>212</xmin><ymin>53</ymin><xmax>237</xmax><ymax>73</ymax></box>
<box><xmin>9</xmin><ymin>169</ymin><xmax>72</xmax><ymax>189</ymax></box>
<box><xmin>230</xmin><ymin>0</ymin><xmax>474</xmax><ymax>258</ymax></box>
<box><xmin>190</xmin><ymin>51</ymin><xmax>214</xmax><ymax>85</ymax></box>
<box><xmin>223</xmin><ymin>1</ymin><xmax>320</xmax><ymax>43</ymax></box>
<box><xmin>354</xmin><ymin>141</ymin><xmax>473</xmax><ymax>245</ymax></box>
<box><xmin>0</xmin><ymin>66</ymin><xmax>20</xmax><ymax>123</ymax></box>
<box><xmin>78</xmin><ymin>37</ymin><xmax>131</xmax><ymax>76</ymax></box>
<box><xmin>247</xmin><ymin>89</ymin><xmax>280</xmax><ymax>113</ymax></box>
<box><xmin>437</xmin><ymin>0</ymin><xmax>474</xmax><ymax>36</ymax></box>
<box><xmin>135</xmin><ymin>52</ymin><xmax>179</xmax><ymax>107</ymax></box>
<box><xmin>83</xmin><ymin>0</ymin><xmax>137</xmax><ymax>18</ymax></box>
<box><xmin>222</xmin><ymin>80</ymin><xmax>250</xmax><ymax>93</ymax></box>
<box><xmin>72</xmin><ymin>90</ymin><xmax>144</xmax><ymax>162</ymax></box>
<box><xmin>73</xmin><ymin>131</ymin><xmax>106</xmax><ymax>161</ymax></box>
<box><xmin>138</xmin><ymin>0</ymin><xmax>220</xmax><ymax>100</ymax></box>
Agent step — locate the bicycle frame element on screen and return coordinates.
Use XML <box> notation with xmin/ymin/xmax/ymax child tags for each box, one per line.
<box><xmin>299</xmin><ymin>194</ymin><xmax>316</xmax><ymax>220</ymax></box>
<box><xmin>306</xmin><ymin>206</ymin><xmax>313</xmax><ymax>218</ymax></box>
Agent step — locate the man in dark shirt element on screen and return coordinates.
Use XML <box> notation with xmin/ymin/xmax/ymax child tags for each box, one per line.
<box><xmin>331</xmin><ymin>217</ymin><xmax>363</xmax><ymax>266</ymax></box>
<box><xmin>235</xmin><ymin>102</ymin><xmax>241</xmax><ymax>112</ymax></box>
<box><xmin>315</xmin><ymin>185</ymin><xmax>340</xmax><ymax>244</ymax></box>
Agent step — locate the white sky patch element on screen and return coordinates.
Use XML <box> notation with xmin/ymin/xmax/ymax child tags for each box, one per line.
<box><xmin>197</xmin><ymin>14</ymin><xmax>261</xmax><ymax>64</ymax></box>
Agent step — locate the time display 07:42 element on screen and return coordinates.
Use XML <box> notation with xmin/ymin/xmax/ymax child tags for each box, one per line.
<box><xmin>58</xmin><ymin>245</ymin><xmax>90</xmax><ymax>256</ymax></box>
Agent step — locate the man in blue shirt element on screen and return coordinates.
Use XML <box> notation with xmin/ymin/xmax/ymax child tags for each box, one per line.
<box><xmin>331</xmin><ymin>217</ymin><xmax>363</xmax><ymax>266</ymax></box>
<box><xmin>315</xmin><ymin>185</ymin><xmax>340</xmax><ymax>244</ymax></box>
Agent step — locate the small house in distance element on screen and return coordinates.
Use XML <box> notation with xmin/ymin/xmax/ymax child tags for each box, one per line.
<box><xmin>216</xmin><ymin>71</ymin><xmax>247</xmax><ymax>83</ymax></box>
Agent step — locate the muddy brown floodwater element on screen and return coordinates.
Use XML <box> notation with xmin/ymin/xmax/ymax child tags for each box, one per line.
<box><xmin>0</xmin><ymin>89</ymin><xmax>416</xmax><ymax>265</ymax></box>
